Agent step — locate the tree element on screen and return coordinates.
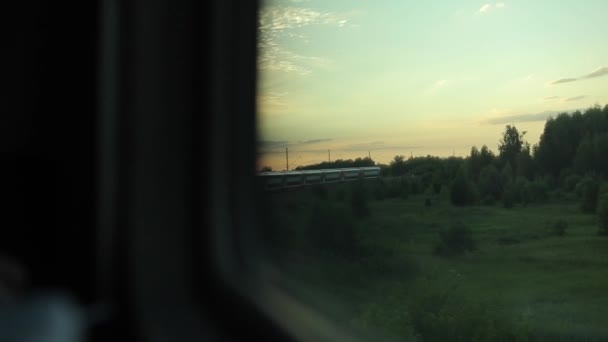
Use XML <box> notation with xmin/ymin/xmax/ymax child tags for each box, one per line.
<box><xmin>579</xmin><ymin>177</ymin><xmax>599</xmax><ymax>214</ymax></box>
<box><xmin>467</xmin><ymin>146</ymin><xmax>482</xmax><ymax>181</ymax></box>
<box><xmin>389</xmin><ymin>155</ymin><xmax>407</xmax><ymax>176</ymax></box>
<box><xmin>479</xmin><ymin>145</ymin><xmax>496</xmax><ymax>169</ymax></box>
<box><xmin>450</xmin><ymin>169</ymin><xmax>473</xmax><ymax>206</ymax></box>
<box><xmin>260</xmin><ymin>166</ymin><xmax>272</xmax><ymax>172</ymax></box>
<box><xmin>478</xmin><ymin>164</ymin><xmax>502</xmax><ymax>203</ymax></box>
<box><xmin>498</xmin><ymin>125</ymin><xmax>526</xmax><ymax>168</ymax></box>
<box><xmin>515</xmin><ymin>144</ymin><xmax>535</xmax><ymax>180</ymax></box>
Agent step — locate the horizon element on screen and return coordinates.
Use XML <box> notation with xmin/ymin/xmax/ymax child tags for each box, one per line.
<box><xmin>257</xmin><ymin>0</ymin><xmax>608</xmax><ymax>171</ymax></box>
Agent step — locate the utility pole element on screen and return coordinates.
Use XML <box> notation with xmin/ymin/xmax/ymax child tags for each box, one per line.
<box><xmin>368</xmin><ymin>150</ymin><xmax>371</xmax><ymax>159</ymax></box>
<box><xmin>328</xmin><ymin>149</ymin><xmax>331</xmax><ymax>163</ymax></box>
<box><xmin>286</xmin><ymin>147</ymin><xmax>289</xmax><ymax>171</ymax></box>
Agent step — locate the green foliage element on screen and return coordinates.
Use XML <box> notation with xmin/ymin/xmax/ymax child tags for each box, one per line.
<box><xmin>501</xmin><ymin>162</ymin><xmax>514</xmax><ymax>185</ymax></box>
<box><xmin>350</xmin><ymin>181</ymin><xmax>371</xmax><ymax>218</ymax></box>
<box><xmin>307</xmin><ymin>201</ymin><xmax>359</xmax><ymax>257</ymax></box>
<box><xmin>478</xmin><ymin>164</ymin><xmax>502</xmax><ymax>203</ymax></box>
<box><xmin>434</xmin><ymin>221</ymin><xmax>475</xmax><ymax>256</ymax></box>
<box><xmin>409</xmin><ymin>284</ymin><xmax>529</xmax><ymax>342</ymax></box>
<box><xmin>499</xmin><ymin>125</ymin><xmax>528</xmax><ymax>169</ymax></box>
<box><xmin>578</xmin><ymin>177</ymin><xmax>599</xmax><ymax>213</ymax></box>
<box><xmin>389</xmin><ymin>155</ymin><xmax>407</xmax><ymax>176</ymax></box>
<box><xmin>450</xmin><ymin>170</ymin><xmax>474</xmax><ymax>206</ymax></box>
<box><xmin>562</xmin><ymin>174</ymin><xmax>581</xmax><ymax>192</ymax></box>
<box><xmin>295</xmin><ymin>156</ymin><xmax>375</xmax><ymax>170</ymax></box>
<box><xmin>523</xmin><ymin>179</ymin><xmax>548</xmax><ymax>203</ymax></box>
<box><xmin>468</xmin><ymin>146</ymin><xmax>482</xmax><ymax>181</ymax></box>
<box><xmin>535</xmin><ymin>105</ymin><xmax>608</xmax><ymax>177</ymax></box>
<box><xmin>371</xmin><ymin>179</ymin><xmax>387</xmax><ymax>201</ymax></box>
<box><xmin>598</xmin><ymin>193</ymin><xmax>608</xmax><ymax>235</ymax></box>
<box><xmin>501</xmin><ymin>182</ymin><xmax>516</xmax><ymax>209</ymax></box>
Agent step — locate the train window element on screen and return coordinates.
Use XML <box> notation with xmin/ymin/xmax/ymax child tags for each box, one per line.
<box><xmin>256</xmin><ymin>0</ymin><xmax>608</xmax><ymax>340</ymax></box>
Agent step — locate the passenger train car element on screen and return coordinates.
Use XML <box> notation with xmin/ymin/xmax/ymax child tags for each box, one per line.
<box><xmin>258</xmin><ymin>167</ymin><xmax>381</xmax><ymax>191</ymax></box>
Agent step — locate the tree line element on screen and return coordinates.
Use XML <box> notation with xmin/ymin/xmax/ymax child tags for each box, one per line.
<box><xmin>373</xmin><ymin>104</ymin><xmax>608</xmax><ymax>225</ymax></box>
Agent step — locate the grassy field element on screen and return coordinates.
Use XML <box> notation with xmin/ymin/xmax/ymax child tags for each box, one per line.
<box><xmin>263</xmin><ymin>183</ymin><xmax>608</xmax><ymax>341</ymax></box>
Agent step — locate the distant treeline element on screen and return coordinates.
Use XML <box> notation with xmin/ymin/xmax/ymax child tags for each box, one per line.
<box><xmin>376</xmin><ymin>104</ymin><xmax>608</xmax><ymax>209</ymax></box>
<box><xmin>283</xmin><ymin>104</ymin><xmax>608</xmax><ymax>211</ymax></box>
<box><xmin>294</xmin><ymin>157</ymin><xmax>375</xmax><ymax>170</ymax></box>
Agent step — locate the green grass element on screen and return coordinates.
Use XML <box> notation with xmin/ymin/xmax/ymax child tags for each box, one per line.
<box><xmin>263</xmin><ymin>186</ymin><xmax>608</xmax><ymax>341</ymax></box>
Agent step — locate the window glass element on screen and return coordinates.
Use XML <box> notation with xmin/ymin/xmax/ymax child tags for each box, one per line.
<box><xmin>257</xmin><ymin>1</ymin><xmax>608</xmax><ymax>339</ymax></box>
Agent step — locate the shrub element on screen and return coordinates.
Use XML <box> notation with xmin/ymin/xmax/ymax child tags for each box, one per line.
<box><xmin>512</xmin><ymin>177</ymin><xmax>529</xmax><ymax>205</ymax></box>
<box><xmin>562</xmin><ymin>174</ymin><xmax>581</xmax><ymax>192</ymax></box>
<box><xmin>434</xmin><ymin>222</ymin><xmax>475</xmax><ymax>256</ymax></box>
<box><xmin>386</xmin><ymin>178</ymin><xmax>407</xmax><ymax>199</ymax></box>
<box><xmin>350</xmin><ymin>181</ymin><xmax>371</xmax><ymax>218</ymax></box>
<box><xmin>501</xmin><ymin>182</ymin><xmax>516</xmax><ymax>209</ymax></box>
<box><xmin>598</xmin><ymin>194</ymin><xmax>608</xmax><ymax>235</ymax></box>
<box><xmin>372</xmin><ymin>179</ymin><xmax>387</xmax><ymax>200</ymax></box>
<box><xmin>307</xmin><ymin>201</ymin><xmax>359</xmax><ymax>257</ymax></box>
<box><xmin>409</xmin><ymin>284</ymin><xmax>529</xmax><ymax>342</ymax></box>
<box><xmin>524</xmin><ymin>179</ymin><xmax>548</xmax><ymax>203</ymax></box>
<box><xmin>578</xmin><ymin>177</ymin><xmax>599</xmax><ymax>213</ymax></box>
<box><xmin>477</xmin><ymin>165</ymin><xmax>502</xmax><ymax>202</ymax></box>
<box><xmin>450</xmin><ymin>171</ymin><xmax>474</xmax><ymax>206</ymax></box>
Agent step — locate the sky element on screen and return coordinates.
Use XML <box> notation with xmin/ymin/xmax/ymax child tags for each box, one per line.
<box><xmin>257</xmin><ymin>0</ymin><xmax>608</xmax><ymax>171</ymax></box>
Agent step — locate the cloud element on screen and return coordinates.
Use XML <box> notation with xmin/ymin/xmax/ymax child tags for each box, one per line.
<box><xmin>258</xmin><ymin>138</ymin><xmax>333</xmax><ymax>153</ymax></box>
<box><xmin>258</xmin><ymin>5</ymin><xmax>348</xmax><ymax>74</ymax></box>
<box><xmin>478</xmin><ymin>2</ymin><xmax>506</xmax><ymax>13</ymax></box>
<box><xmin>550</xmin><ymin>66</ymin><xmax>608</xmax><ymax>85</ymax></box>
<box><xmin>582</xmin><ymin>67</ymin><xmax>608</xmax><ymax>79</ymax></box>
<box><xmin>259</xmin><ymin>140</ymin><xmax>289</xmax><ymax>150</ymax></box>
<box><xmin>483</xmin><ymin>109</ymin><xmax>579</xmax><ymax>125</ymax></box>
<box><xmin>435</xmin><ymin>79</ymin><xmax>448</xmax><ymax>87</ymax></box>
<box><xmin>551</xmin><ymin>78</ymin><xmax>578</xmax><ymax>85</ymax></box>
<box><xmin>564</xmin><ymin>95</ymin><xmax>586</xmax><ymax>102</ymax></box>
<box><xmin>299</xmin><ymin>138</ymin><xmax>332</xmax><ymax>144</ymax></box>
<box><xmin>543</xmin><ymin>96</ymin><xmax>560</xmax><ymax>100</ymax></box>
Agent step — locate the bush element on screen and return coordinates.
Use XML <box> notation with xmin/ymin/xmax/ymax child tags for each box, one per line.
<box><xmin>350</xmin><ymin>181</ymin><xmax>371</xmax><ymax>218</ymax></box>
<box><xmin>502</xmin><ymin>182</ymin><xmax>516</xmax><ymax>209</ymax></box>
<box><xmin>477</xmin><ymin>165</ymin><xmax>502</xmax><ymax>202</ymax></box>
<box><xmin>578</xmin><ymin>177</ymin><xmax>599</xmax><ymax>213</ymax></box>
<box><xmin>409</xmin><ymin>284</ymin><xmax>529</xmax><ymax>342</ymax></box>
<box><xmin>307</xmin><ymin>201</ymin><xmax>359</xmax><ymax>257</ymax></box>
<box><xmin>434</xmin><ymin>222</ymin><xmax>475</xmax><ymax>256</ymax></box>
<box><xmin>562</xmin><ymin>174</ymin><xmax>581</xmax><ymax>192</ymax></box>
<box><xmin>598</xmin><ymin>194</ymin><xmax>608</xmax><ymax>235</ymax></box>
<box><xmin>524</xmin><ymin>179</ymin><xmax>548</xmax><ymax>203</ymax></box>
<box><xmin>371</xmin><ymin>179</ymin><xmax>387</xmax><ymax>200</ymax></box>
<box><xmin>386</xmin><ymin>177</ymin><xmax>408</xmax><ymax>199</ymax></box>
<box><xmin>450</xmin><ymin>171</ymin><xmax>474</xmax><ymax>206</ymax></box>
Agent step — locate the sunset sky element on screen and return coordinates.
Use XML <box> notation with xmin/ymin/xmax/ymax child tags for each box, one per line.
<box><xmin>257</xmin><ymin>0</ymin><xmax>608</xmax><ymax>171</ymax></box>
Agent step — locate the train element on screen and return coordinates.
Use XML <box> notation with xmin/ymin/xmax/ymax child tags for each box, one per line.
<box><xmin>258</xmin><ymin>166</ymin><xmax>381</xmax><ymax>191</ymax></box>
